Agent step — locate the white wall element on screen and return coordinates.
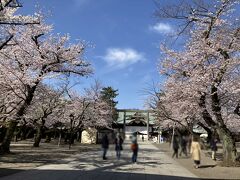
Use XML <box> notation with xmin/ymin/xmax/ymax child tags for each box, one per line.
<box><xmin>125</xmin><ymin>126</ymin><xmax>152</xmax><ymax>140</ymax></box>
<box><xmin>125</xmin><ymin>126</ymin><xmax>147</xmax><ymax>133</ymax></box>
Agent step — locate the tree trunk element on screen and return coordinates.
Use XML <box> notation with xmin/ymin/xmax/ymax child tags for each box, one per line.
<box><xmin>19</xmin><ymin>123</ymin><xmax>27</xmax><ymax>140</ymax></box>
<box><xmin>217</xmin><ymin>126</ymin><xmax>238</xmax><ymax>165</ymax></box>
<box><xmin>215</xmin><ymin>126</ymin><xmax>238</xmax><ymax>166</ymax></box>
<box><xmin>33</xmin><ymin>126</ymin><xmax>43</xmax><ymax>147</ymax></box>
<box><xmin>58</xmin><ymin>130</ymin><xmax>62</xmax><ymax>147</ymax></box>
<box><xmin>64</xmin><ymin>133</ymin><xmax>68</xmax><ymax>143</ymax></box>
<box><xmin>199</xmin><ymin>92</ymin><xmax>239</xmax><ymax>165</ymax></box>
<box><xmin>0</xmin><ymin>126</ymin><xmax>7</xmax><ymax>143</ymax></box>
<box><xmin>20</xmin><ymin>128</ymin><xmax>27</xmax><ymax>140</ymax></box>
<box><xmin>26</xmin><ymin>128</ymin><xmax>34</xmax><ymax>139</ymax></box>
<box><xmin>45</xmin><ymin>133</ymin><xmax>51</xmax><ymax>143</ymax></box>
<box><xmin>77</xmin><ymin>129</ymin><xmax>82</xmax><ymax>143</ymax></box>
<box><xmin>0</xmin><ymin>83</ymin><xmax>39</xmax><ymax>153</ymax></box>
<box><xmin>0</xmin><ymin>121</ymin><xmax>18</xmax><ymax>154</ymax></box>
<box><xmin>211</xmin><ymin>86</ymin><xmax>238</xmax><ymax>165</ymax></box>
<box><xmin>54</xmin><ymin>129</ymin><xmax>57</xmax><ymax>139</ymax></box>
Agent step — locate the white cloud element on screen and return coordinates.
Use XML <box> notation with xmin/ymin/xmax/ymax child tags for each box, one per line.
<box><xmin>103</xmin><ymin>48</ymin><xmax>145</xmax><ymax>68</ymax></box>
<box><xmin>149</xmin><ymin>23</ymin><xmax>173</xmax><ymax>34</ymax></box>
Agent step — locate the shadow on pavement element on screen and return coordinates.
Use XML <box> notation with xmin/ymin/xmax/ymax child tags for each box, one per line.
<box><xmin>0</xmin><ymin>155</ymin><xmax>217</xmax><ymax>180</ymax></box>
<box><xmin>199</xmin><ymin>165</ymin><xmax>216</xmax><ymax>168</ymax></box>
<box><xmin>0</xmin><ymin>168</ymin><xmax>207</xmax><ymax>180</ymax></box>
<box><xmin>0</xmin><ymin>168</ymin><xmax>24</xmax><ymax>178</ymax></box>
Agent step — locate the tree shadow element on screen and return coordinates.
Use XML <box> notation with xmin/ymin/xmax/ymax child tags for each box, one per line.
<box><xmin>199</xmin><ymin>164</ymin><xmax>216</xmax><ymax>168</ymax></box>
<box><xmin>0</xmin><ymin>168</ymin><xmax>203</xmax><ymax>180</ymax></box>
<box><xmin>0</xmin><ymin>142</ymin><xmax>99</xmax><ymax>165</ymax></box>
<box><xmin>0</xmin><ymin>168</ymin><xmax>24</xmax><ymax>178</ymax></box>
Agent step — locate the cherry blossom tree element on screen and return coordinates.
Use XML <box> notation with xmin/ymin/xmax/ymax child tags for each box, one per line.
<box><xmin>0</xmin><ymin>0</ymin><xmax>38</xmax><ymax>25</ymax></box>
<box><xmin>84</xmin><ymin>81</ymin><xmax>114</xmax><ymax>129</ymax></box>
<box><xmin>0</xmin><ymin>18</ymin><xmax>92</xmax><ymax>153</ymax></box>
<box><xmin>61</xmin><ymin>93</ymin><xmax>92</xmax><ymax>146</ymax></box>
<box><xmin>23</xmin><ymin>84</ymin><xmax>65</xmax><ymax>147</ymax></box>
<box><xmin>143</xmin><ymin>82</ymin><xmax>205</xmax><ymax>141</ymax></box>
<box><xmin>0</xmin><ymin>0</ymin><xmax>39</xmax><ymax>51</ymax></box>
<box><xmin>69</xmin><ymin>81</ymin><xmax>113</xmax><ymax>129</ymax></box>
<box><xmin>157</xmin><ymin>0</ymin><xmax>240</xmax><ymax>165</ymax></box>
<box><xmin>57</xmin><ymin>81</ymin><xmax>113</xmax><ymax>147</ymax></box>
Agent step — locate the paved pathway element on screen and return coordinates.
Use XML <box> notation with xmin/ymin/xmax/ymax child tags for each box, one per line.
<box><xmin>0</xmin><ymin>141</ymin><xmax>199</xmax><ymax>180</ymax></box>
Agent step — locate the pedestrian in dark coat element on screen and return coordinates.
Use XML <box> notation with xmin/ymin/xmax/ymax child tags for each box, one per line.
<box><xmin>210</xmin><ymin>138</ymin><xmax>218</xmax><ymax>160</ymax></box>
<box><xmin>115</xmin><ymin>135</ymin><xmax>123</xmax><ymax>160</ymax></box>
<box><xmin>172</xmin><ymin>135</ymin><xmax>179</xmax><ymax>158</ymax></box>
<box><xmin>179</xmin><ymin>136</ymin><xmax>188</xmax><ymax>157</ymax></box>
<box><xmin>102</xmin><ymin>134</ymin><xmax>109</xmax><ymax>160</ymax></box>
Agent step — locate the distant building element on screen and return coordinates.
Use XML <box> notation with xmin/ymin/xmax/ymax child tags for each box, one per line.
<box><xmin>96</xmin><ymin>109</ymin><xmax>158</xmax><ymax>143</ymax></box>
<box><xmin>116</xmin><ymin>109</ymin><xmax>157</xmax><ymax>140</ymax></box>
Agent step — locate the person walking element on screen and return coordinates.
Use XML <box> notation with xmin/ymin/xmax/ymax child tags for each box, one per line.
<box><xmin>102</xmin><ymin>134</ymin><xmax>109</xmax><ymax>160</ymax></box>
<box><xmin>190</xmin><ymin>135</ymin><xmax>201</xmax><ymax>168</ymax></box>
<box><xmin>131</xmin><ymin>134</ymin><xmax>138</xmax><ymax>163</ymax></box>
<box><xmin>179</xmin><ymin>135</ymin><xmax>188</xmax><ymax>157</ymax></box>
<box><xmin>115</xmin><ymin>134</ymin><xmax>123</xmax><ymax>160</ymax></box>
<box><xmin>210</xmin><ymin>137</ymin><xmax>218</xmax><ymax>160</ymax></box>
<box><xmin>172</xmin><ymin>135</ymin><xmax>179</xmax><ymax>158</ymax></box>
<box><xmin>187</xmin><ymin>135</ymin><xmax>192</xmax><ymax>155</ymax></box>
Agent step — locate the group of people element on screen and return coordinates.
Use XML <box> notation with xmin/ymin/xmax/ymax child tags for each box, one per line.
<box><xmin>102</xmin><ymin>132</ymin><xmax>218</xmax><ymax>168</ymax></box>
<box><xmin>172</xmin><ymin>134</ymin><xmax>218</xmax><ymax>169</ymax></box>
<box><xmin>101</xmin><ymin>133</ymin><xmax>139</xmax><ymax>163</ymax></box>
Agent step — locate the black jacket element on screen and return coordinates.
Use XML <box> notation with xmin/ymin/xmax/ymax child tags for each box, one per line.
<box><xmin>115</xmin><ymin>137</ymin><xmax>123</xmax><ymax>150</ymax></box>
<box><xmin>102</xmin><ymin>135</ymin><xmax>109</xmax><ymax>149</ymax></box>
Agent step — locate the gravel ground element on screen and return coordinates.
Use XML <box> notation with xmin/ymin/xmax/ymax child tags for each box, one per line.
<box><xmin>0</xmin><ymin>140</ymin><xmax>240</xmax><ymax>179</ymax></box>
<box><xmin>153</xmin><ymin>142</ymin><xmax>240</xmax><ymax>180</ymax></box>
<box><xmin>0</xmin><ymin>140</ymin><xmax>99</xmax><ymax>178</ymax></box>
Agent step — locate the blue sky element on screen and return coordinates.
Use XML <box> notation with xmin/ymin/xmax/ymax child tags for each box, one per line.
<box><xmin>20</xmin><ymin>0</ymin><xmax>175</xmax><ymax>109</ymax></box>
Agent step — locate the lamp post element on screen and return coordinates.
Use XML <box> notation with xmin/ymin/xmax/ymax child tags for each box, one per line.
<box><xmin>69</xmin><ymin>114</ymin><xmax>74</xmax><ymax>149</ymax></box>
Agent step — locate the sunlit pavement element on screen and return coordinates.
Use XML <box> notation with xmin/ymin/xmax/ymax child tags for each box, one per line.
<box><xmin>0</xmin><ymin>141</ymin><xmax>199</xmax><ymax>180</ymax></box>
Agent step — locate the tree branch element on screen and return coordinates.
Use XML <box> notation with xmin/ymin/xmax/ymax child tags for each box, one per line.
<box><xmin>0</xmin><ymin>35</ymin><xmax>13</xmax><ymax>50</ymax></box>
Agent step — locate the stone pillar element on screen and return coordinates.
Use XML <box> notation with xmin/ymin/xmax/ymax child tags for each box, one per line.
<box><xmin>147</xmin><ymin>112</ymin><xmax>149</xmax><ymax>141</ymax></box>
<box><xmin>123</xmin><ymin>111</ymin><xmax>126</xmax><ymax>139</ymax></box>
